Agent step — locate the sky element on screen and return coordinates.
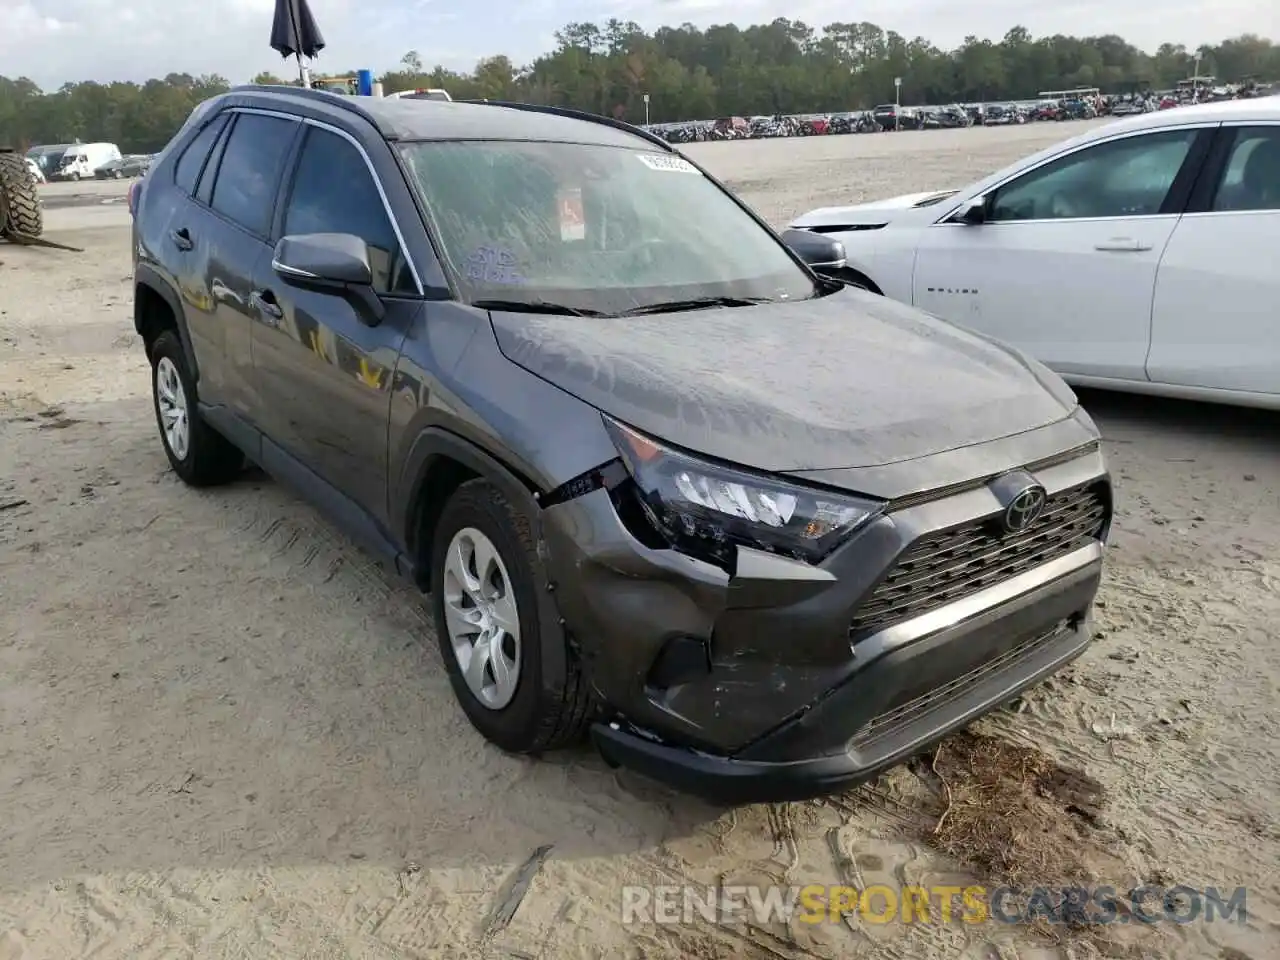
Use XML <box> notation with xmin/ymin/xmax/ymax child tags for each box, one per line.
<box><xmin>3</xmin><ymin>0</ymin><xmax>1277</xmax><ymax>90</ymax></box>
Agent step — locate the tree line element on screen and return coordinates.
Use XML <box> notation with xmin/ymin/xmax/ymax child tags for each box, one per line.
<box><xmin>2</xmin><ymin>20</ymin><xmax>1277</xmax><ymax>154</ymax></box>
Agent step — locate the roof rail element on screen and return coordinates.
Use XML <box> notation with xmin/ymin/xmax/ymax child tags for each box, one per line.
<box><xmin>229</xmin><ymin>84</ymin><xmax>378</xmax><ymax>125</ymax></box>
<box><xmin>454</xmin><ymin>99</ymin><xmax>676</xmax><ymax>153</ymax></box>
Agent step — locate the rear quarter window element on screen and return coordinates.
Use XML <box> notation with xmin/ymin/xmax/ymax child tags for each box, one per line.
<box><xmin>173</xmin><ymin>113</ymin><xmax>230</xmax><ymax>195</ymax></box>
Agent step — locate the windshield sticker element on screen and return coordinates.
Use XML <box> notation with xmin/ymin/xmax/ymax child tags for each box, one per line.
<box><xmin>557</xmin><ymin>187</ymin><xmax>586</xmax><ymax>241</ymax></box>
<box><xmin>464</xmin><ymin>246</ymin><xmax>525</xmax><ymax>284</ymax></box>
<box><xmin>636</xmin><ymin>153</ymin><xmax>701</xmax><ymax>174</ymax></box>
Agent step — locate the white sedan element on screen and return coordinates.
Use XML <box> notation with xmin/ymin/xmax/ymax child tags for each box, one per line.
<box><xmin>790</xmin><ymin>99</ymin><xmax>1280</xmax><ymax>409</ymax></box>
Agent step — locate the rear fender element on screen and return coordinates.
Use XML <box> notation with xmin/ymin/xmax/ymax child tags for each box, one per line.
<box><xmin>134</xmin><ymin>263</ymin><xmax>200</xmax><ymax>382</ymax></box>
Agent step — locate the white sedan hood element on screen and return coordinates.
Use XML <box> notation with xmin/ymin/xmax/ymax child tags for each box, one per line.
<box><xmin>790</xmin><ymin>189</ymin><xmax>958</xmax><ymax>228</ymax></box>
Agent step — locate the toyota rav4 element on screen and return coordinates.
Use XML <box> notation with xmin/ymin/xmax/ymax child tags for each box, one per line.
<box><xmin>130</xmin><ymin>86</ymin><xmax>1112</xmax><ymax>803</ymax></box>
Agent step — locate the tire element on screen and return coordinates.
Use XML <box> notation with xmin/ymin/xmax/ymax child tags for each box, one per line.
<box><xmin>0</xmin><ymin>151</ymin><xmax>42</xmax><ymax>240</ymax></box>
<box><xmin>149</xmin><ymin>330</ymin><xmax>243</xmax><ymax>486</ymax></box>
<box><xmin>431</xmin><ymin>479</ymin><xmax>595</xmax><ymax>754</ymax></box>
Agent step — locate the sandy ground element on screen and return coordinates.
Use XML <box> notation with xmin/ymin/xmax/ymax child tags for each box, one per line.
<box><xmin>1</xmin><ymin>123</ymin><xmax>1278</xmax><ymax>960</ymax></box>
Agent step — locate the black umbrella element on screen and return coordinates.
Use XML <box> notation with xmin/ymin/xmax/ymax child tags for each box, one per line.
<box><xmin>270</xmin><ymin>0</ymin><xmax>326</xmax><ymax>87</ymax></box>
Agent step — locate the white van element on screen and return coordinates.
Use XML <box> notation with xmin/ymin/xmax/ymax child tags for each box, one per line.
<box><xmin>51</xmin><ymin>142</ymin><xmax>122</xmax><ymax>181</ymax></box>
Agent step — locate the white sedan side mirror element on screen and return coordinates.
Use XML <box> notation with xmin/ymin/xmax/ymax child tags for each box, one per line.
<box><xmin>953</xmin><ymin>196</ymin><xmax>988</xmax><ymax>225</ymax></box>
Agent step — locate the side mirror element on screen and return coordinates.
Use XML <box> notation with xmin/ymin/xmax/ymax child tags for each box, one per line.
<box><xmin>272</xmin><ymin>233</ymin><xmax>385</xmax><ymax>324</ymax></box>
<box><xmin>779</xmin><ymin>228</ymin><xmax>847</xmax><ymax>270</ymax></box>
<box><xmin>953</xmin><ymin>196</ymin><xmax>989</xmax><ymax>225</ymax></box>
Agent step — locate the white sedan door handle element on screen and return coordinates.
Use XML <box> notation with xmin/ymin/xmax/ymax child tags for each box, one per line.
<box><xmin>1094</xmin><ymin>237</ymin><xmax>1152</xmax><ymax>252</ymax></box>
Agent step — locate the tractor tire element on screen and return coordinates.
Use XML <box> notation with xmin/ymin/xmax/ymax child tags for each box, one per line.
<box><xmin>0</xmin><ymin>152</ymin><xmax>43</xmax><ymax>240</ymax></box>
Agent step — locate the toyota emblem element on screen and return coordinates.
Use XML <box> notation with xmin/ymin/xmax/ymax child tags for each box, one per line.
<box><xmin>1002</xmin><ymin>485</ymin><xmax>1047</xmax><ymax>534</ymax></box>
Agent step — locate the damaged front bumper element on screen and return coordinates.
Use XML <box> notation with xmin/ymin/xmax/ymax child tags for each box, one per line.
<box><xmin>538</xmin><ymin>447</ymin><xmax>1109</xmax><ymax>804</ymax></box>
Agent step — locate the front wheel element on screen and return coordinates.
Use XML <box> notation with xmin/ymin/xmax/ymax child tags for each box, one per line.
<box><xmin>430</xmin><ymin>479</ymin><xmax>595</xmax><ymax>754</ymax></box>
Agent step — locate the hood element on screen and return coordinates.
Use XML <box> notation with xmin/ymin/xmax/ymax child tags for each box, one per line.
<box><xmin>489</xmin><ymin>287</ymin><xmax>1077</xmax><ymax>474</ymax></box>
<box><xmin>789</xmin><ymin>190</ymin><xmax>957</xmax><ymax>229</ymax></box>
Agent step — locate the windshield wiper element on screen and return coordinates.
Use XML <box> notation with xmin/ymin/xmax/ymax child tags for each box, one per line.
<box><xmin>471</xmin><ymin>298</ymin><xmax>607</xmax><ymax>317</ymax></box>
<box><xmin>619</xmin><ymin>296</ymin><xmax>773</xmax><ymax>317</ymax></box>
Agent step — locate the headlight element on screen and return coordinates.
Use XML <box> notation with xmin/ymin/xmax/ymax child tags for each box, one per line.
<box><xmin>604</xmin><ymin>418</ymin><xmax>883</xmax><ymax>567</ymax></box>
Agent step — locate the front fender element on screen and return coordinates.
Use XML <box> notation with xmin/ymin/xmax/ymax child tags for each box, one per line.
<box><xmin>394</xmin><ymin>426</ymin><xmax>543</xmax><ymax>546</ymax></box>
<box><xmin>396</xmin><ymin>426</ymin><xmax>572</xmax><ymax>700</ymax></box>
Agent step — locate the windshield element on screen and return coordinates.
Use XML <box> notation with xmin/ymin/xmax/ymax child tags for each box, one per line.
<box><xmin>398</xmin><ymin>140</ymin><xmax>817</xmax><ymax>313</ymax></box>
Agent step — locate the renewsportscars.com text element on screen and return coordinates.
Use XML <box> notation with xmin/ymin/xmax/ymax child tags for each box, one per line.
<box><xmin>620</xmin><ymin>884</ymin><xmax>1248</xmax><ymax>926</ymax></box>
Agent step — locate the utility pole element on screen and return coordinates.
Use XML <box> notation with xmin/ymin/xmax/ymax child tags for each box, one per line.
<box><xmin>643</xmin><ymin>93</ymin><xmax>650</xmax><ymax>126</ymax></box>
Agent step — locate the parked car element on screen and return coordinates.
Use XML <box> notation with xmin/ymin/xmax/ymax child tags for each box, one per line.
<box><xmin>710</xmin><ymin>116</ymin><xmax>749</xmax><ymax>139</ymax></box>
<box><xmin>24</xmin><ymin>157</ymin><xmax>45</xmax><ymax>184</ymax></box>
<box><xmin>1110</xmin><ymin>97</ymin><xmax>1152</xmax><ymax>117</ymax></box>
<box><xmin>872</xmin><ymin>104</ymin><xmax>901</xmax><ymax>130</ymax></box>
<box><xmin>896</xmin><ymin>107</ymin><xmax>923</xmax><ymax>130</ymax></box>
<box><xmin>1059</xmin><ymin>98</ymin><xmax>1098</xmax><ymax>120</ymax></box>
<box><xmin>384</xmin><ymin>88</ymin><xmax>452</xmax><ymax>101</ymax></box>
<box><xmin>984</xmin><ymin>103</ymin><xmax>1020</xmax><ymax>125</ymax></box>
<box><xmin>921</xmin><ymin>108</ymin><xmax>966</xmax><ymax>130</ymax></box>
<box><xmin>25</xmin><ymin>143</ymin><xmax>72</xmax><ymax>177</ymax></box>
<box><xmin>95</xmin><ymin>154</ymin><xmax>153</xmax><ymax>179</ymax></box>
<box><xmin>788</xmin><ymin>98</ymin><xmax>1280</xmax><ymax>409</ymax></box>
<box><xmin>50</xmin><ymin>142</ymin><xmax>122</xmax><ymax>180</ymax></box>
<box><xmin>131</xmin><ymin>87</ymin><xmax>1111</xmax><ymax>803</ymax></box>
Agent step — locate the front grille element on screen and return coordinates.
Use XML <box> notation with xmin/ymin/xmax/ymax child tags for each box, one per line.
<box><xmin>848</xmin><ymin>482</ymin><xmax>1108</xmax><ymax>640</ymax></box>
<box><xmin>849</xmin><ymin>621</ymin><xmax>1070</xmax><ymax>750</ymax></box>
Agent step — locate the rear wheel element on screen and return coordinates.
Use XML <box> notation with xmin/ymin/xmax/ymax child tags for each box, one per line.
<box><xmin>430</xmin><ymin>479</ymin><xmax>595</xmax><ymax>753</ymax></box>
<box><xmin>149</xmin><ymin>330</ymin><xmax>243</xmax><ymax>486</ymax></box>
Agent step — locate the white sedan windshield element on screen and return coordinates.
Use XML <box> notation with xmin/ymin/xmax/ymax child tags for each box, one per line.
<box><xmin>398</xmin><ymin>140</ymin><xmax>816</xmax><ymax>313</ymax></box>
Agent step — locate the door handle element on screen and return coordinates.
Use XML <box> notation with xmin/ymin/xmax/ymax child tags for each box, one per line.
<box><xmin>170</xmin><ymin>227</ymin><xmax>194</xmax><ymax>251</ymax></box>
<box><xmin>250</xmin><ymin>289</ymin><xmax>283</xmax><ymax>323</ymax></box>
<box><xmin>1094</xmin><ymin>238</ymin><xmax>1152</xmax><ymax>252</ymax></box>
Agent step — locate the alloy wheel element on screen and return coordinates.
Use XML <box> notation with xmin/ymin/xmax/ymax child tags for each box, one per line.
<box><xmin>441</xmin><ymin>526</ymin><xmax>522</xmax><ymax>709</ymax></box>
<box><xmin>155</xmin><ymin>356</ymin><xmax>190</xmax><ymax>461</ymax></box>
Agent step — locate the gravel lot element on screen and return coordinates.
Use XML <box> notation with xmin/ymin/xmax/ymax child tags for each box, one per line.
<box><xmin>1</xmin><ymin>123</ymin><xmax>1277</xmax><ymax>960</ymax></box>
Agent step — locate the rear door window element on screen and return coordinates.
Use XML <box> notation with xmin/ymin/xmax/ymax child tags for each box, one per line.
<box><xmin>1211</xmin><ymin>127</ymin><xmax>1280</xmax><ymax>212</ymax></box>
<box><xmin>173</xmin><ymin>113</ymin><xmax>229</xmax><ymax>195</ymax></box>
<box><xmin>207</xmin><ymin>113</ymin><xmax>299</xmax><ymax>237</ymax></box>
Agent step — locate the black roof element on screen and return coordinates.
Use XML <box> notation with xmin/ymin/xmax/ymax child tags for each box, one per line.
<box><xmin>225</xmin><ymin>85</ymin><xmax>670</xmax><ymax>151</ymax></box>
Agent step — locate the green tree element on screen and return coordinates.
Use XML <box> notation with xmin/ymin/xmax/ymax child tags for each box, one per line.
<box><xmin>2</xmin><ymin>23</ymin><xmax>1277</xmax><ymax>151</ymax></box>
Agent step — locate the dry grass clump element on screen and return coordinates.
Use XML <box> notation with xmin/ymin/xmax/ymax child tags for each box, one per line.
<box><xmin>927</xmin><ymin>731</ymin><xmax>1107</xmax><ymax>888</ymax></box>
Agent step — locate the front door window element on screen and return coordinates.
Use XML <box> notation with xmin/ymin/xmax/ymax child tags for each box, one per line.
<box><xmin>988</xmin><ymin>129</ymin><xmax>1200</xmax><ymax>221</ymax></box>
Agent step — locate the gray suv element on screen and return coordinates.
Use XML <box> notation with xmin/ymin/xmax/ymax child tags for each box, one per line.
<box><xmin>130</xmin><ymin>87</ymin><xmax>1112</xmax><ymax>802</ymax></box>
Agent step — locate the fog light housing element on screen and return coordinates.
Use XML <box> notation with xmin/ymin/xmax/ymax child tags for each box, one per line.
<box><xmin>647</xmin><ymin>635</ymin><xmax>711</xmax><ymax>690</ymax></box>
